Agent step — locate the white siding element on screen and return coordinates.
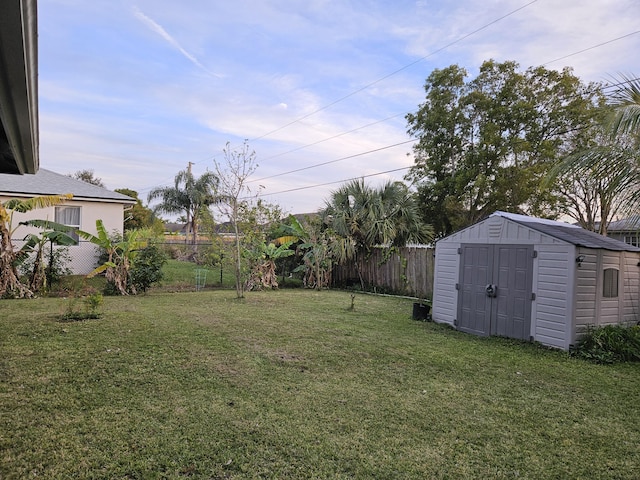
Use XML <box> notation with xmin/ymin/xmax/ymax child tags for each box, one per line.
<box><xmin>599</xmin><ymin>251</ymin><xmax>623</xmax><ymax>325</ymax></box>
<box><xmin>574</xmin><ymin>248</ymin><xmax>599</xmax><ymax>341</ymax></box>
<box><xmin>531</xmin><ymin>245</ymin><xmax>573</xmax><ymax>349</ymax></box>
<box><xmin>432</xmin><ymin>243</ymin><xmax>459</xmax><ymax>327</ymax></box>
<box><xmin>621</xmin><ymin>251</ymin><xmax>640</xmax><ymax>325</ymax></box>
<box><xmin>4</xmin><ymin>198</ymin><xmax>127</xmax><ymax>275</ymax></box>
<box><xmin>443</xmin><ymin>216</ymin><xmax>567</xmax><ymax>246</ymax></box>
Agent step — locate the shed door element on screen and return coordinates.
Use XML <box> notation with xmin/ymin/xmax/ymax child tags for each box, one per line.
<box><xmin>457</xmin><ymin>244</ymin><xmax>534</xmax><ymax>340</ymax></box>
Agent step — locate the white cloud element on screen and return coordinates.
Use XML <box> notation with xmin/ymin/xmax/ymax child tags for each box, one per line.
<box><xmin>37</xmin><ymin>0</ymin><xmax>640</xmax><ymax>214</ymax></box>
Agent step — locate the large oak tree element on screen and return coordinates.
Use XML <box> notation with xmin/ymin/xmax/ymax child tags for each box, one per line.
<box><xmin>406</xmin><ymin>60</ymin><xmax>603</xmax><ymax>237</ymax></box>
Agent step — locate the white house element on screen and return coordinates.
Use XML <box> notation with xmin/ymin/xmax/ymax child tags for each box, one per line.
<box><xmin>0</xmin><ymin>169</ymin><xmax>136</xmax><ymax>274</ymax></box>
<box><xmin>432</xmin><ymin>211</ymin><xmax>640</xmax><ymax>350</ymax></box>
<box><xmin>606</xmin><ymin>217</ymin><xmax>640</xmax><ymax>247</ymax></box>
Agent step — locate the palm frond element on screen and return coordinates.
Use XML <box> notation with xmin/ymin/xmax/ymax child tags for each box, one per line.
<box><xmin>608</xmin><ymin>74</ymin><xmax>640</xmax><ymax>137</ymax></box>
<box><xmin>19</xmin><ymin>219</ymin><xmax>76</xmax><ymax>233</ymax></box>
<box><xmin>6</xmin><ymin>194</ymin><xmax>73</xmax><ymax>213</ymax></box>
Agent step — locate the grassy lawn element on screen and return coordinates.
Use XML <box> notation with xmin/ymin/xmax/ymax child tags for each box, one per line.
<box><xmin>159</xmin><ymin>259</ymin><xmax>302</xmax><ymax>292</ymax></box>
<box><xmin>1</xmin><ymin>290</ymin><xmax>639</xmax><ymax>479</ymax></box>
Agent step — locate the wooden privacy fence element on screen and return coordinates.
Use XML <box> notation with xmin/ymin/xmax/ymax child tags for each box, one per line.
<box><xmin>332</xmin><ymin>246</ymin><xmax>435</xmax><ymax>300</ymax></box>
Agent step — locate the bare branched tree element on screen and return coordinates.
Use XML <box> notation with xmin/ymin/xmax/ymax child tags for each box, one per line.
<box><xmin>213</xmin><ymin>141</ymin><xmax>258</xmax><ymax>298</ymax></box>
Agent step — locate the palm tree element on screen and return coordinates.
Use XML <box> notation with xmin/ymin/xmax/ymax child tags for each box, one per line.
<box><xmin>555</xmin><ymin>75</ymin><xmax>640</xmax><ymax>227</ymax></box>
<box><xmin>608</xmin><ymin>74</ymin><xmax>640</xmax><ymax>137</ymax></box>
<box><xmin>602</xmin><ymin>75</ymin><xmax>640</xmax><ymax>219</ymax></box>
<box><xmin>321</xmin><ymin>179</ymin><xmax>432</xmax><ymax>289</ymax></box>
<box><xmin>148</xmin><ymin>169</ymin><xmax>219</xmax><ymax>247</ymax></box>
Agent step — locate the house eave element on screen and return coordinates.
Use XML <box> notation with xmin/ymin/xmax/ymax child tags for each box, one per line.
<box><xmin>0</xmin><ymin>191</ymin><xmax>136</xmax><ymax>205</ymax></box>
<box><xmin>0</xmin><ymin>0</ymin><xmax>39</xmax><ymax>175</ymax></box>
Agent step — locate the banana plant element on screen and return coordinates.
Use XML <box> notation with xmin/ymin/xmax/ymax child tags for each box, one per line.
<box><xmin>275</xmin><ymin>215</ymin><xmax>335</xmax><ymax>289</ymax></box>
<box><xmin>17</xmin><ymin>219</ymin><xmax>77</xmax><ymax>293</ymax></box>
<box><xmin>245</xmin><ymin>240</ymin><xmax>294</xmax><ymax>290</ymax></box>
<box><xmin>76</xmin><ymin>219</ymin><xmax>147</xmax><ymax>295</ymax></box>
<box><xmin>0</xmin><ymin>194</ymin><xmax>73</xmax><ymax>298</ymax></box>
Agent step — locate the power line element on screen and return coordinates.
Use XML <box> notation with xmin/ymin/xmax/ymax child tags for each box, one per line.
<box><xmin>142</xmin><ymin>72</ymin><xmax>637</xmax><ymax>197</ymax></box>
<box><xmin>244</xmin><ymin>74</ymin><xmax>632</xmax><ymax>189</ymax></box>
<box><xmin>142</xmin><ymin>7</ymin><xmax>638</xmax><ymax>203</ymax></box>
<box><xmin>248</xmin><ymin>139</ymin><xmax>415</xmax><ymax>183</ymax></box>
<box><xmin>247</xmin><ymin>72</ymin><xmax>631</xmax><ymax>198</ymax></box>
<box><xmin>243</xmin><ymin>31</ymin><xmax>638</xmax><ymax>188</ymax></box>
<box><xmin>257</xmin><ymin>112</ymin><xmax>407</xmax><ymax>162</ymax></box>
<box><xmin>142</xmin><ymin>70</ymin><xmax>639</xmax><ymax>199</ymax></box>
<box><xmin>543</xmin><ymin>31</ymin><xmax>640</xmax><ymax>66</ymax></box>
<box><xmin>601</xmin><ymin>76</ymin><xmax>640</xmax><ymax>90</ymax></box>
<box><xmin>253</xmin><ymin>165</ymin><xmax>413</xmax><ymax>198</ymax></box>
<box><xmin>248</xmin><ymin>0</ymin><xmax>539</xmax><ymax>143</ymax></box>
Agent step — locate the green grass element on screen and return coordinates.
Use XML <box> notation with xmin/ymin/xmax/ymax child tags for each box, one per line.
<box><xmin>160</xmin><ymin>259</ymin><xmax>302</xmax><ymax>291</ymax></box>
<box><xmin>160</xmin><ymin>259</ymin><xmax>233</xmax><ymax>290</ymax></box>
<box><xmin>1</xmin><ymin>290</ymin><xmax>639</xmax><ymax>479</ymax></box>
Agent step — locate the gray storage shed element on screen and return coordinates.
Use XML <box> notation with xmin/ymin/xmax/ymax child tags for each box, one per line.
<box><xmin>432</xmin><ymin>211</ymin><xmax>640</xmax><ymax>350</ymax></box>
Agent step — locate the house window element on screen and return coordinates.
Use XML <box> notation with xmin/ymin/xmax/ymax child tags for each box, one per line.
<box><xmin>603</xmin><ymin>268</ymin><xmax>619</xmax><ymax>298</ymax></box>
<box><xmin>55</xmin><ymin>206</ymin><xmax>80</xmax><ymax>243</ymax></box>
<box><xmin>623</xmin><ymin>235</ymin><xmax>639</xmax><ymax>247</ymax></box>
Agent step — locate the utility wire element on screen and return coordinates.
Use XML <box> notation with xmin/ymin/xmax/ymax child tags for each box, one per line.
<box><xmin>244</xmin><ymin>35</ymin><xmax>639</xmax><ymax>188</ymax></box>
<box><xmin>257</xmin><ymin>112</ymin><xmax>407</xmax><ymax>162</ymax></box>
<box><xmin>245</xmin><ymin>73</ymin><xmax>640</xmax><ymax>190</ymax></box>
<box><xmin>601</xmin><ymin>76</ymin><xmax>640</xmax><ymax>90</ymax></box>
<box><xmin>141</xmin><ymin>68</ymin><xmax>639</xmax><ymax>199</ymax></box>
<box><xmin>248</xmin><ymin>139</ymin><xmax>415</xmax><ymax>183</ymax></box>
<box><xmin>252</xmin><ymin>165</ymin><xmax>413</xmax><ymax>198</ymax></box>
<box><xmin>543</xmin><ymin>31</ymin><xmax>640</xmax><ymax>66</ymax></box>
<box><xmin>248</xmin><ymin>0</ymin><xmax>539</xmax><ymax>143</ymax></box>
<box><xmin>141</xmin><ymin>11</ymin><xmax>637</xmax><ymax>200</ymax></box>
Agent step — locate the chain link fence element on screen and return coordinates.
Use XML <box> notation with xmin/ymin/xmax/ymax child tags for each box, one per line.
<box><xmin>12</xmin><ymin>238</ymin><xmax>435</xmax><ymax>298</ymax></box>
<box><xmin>11</xmin><ymin>239</ymin><xmax>226</xmax><ymax>278</ymax></box>
<box><xmin>12</xmin><ymin>239</ymin><xmax>102</xmax><ymax>276</ymax></box>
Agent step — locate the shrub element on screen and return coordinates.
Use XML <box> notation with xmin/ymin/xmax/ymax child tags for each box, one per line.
<box><xmin>60</xmin><ymin>289</ymin><xmax>103</xmax><ymax>321</ymax></box>
<box><xmin>129</xmin><ymin>243</ymin><xmax>167</xmax><ymax>293</ymax></box>
<box><xmin>96</xmin><ymin>229</ymin><xmax>167</xmax><ymax>295</ymax></box>
<box><xmin>572</xmin><ymin>324</ymin><xmax>640</xmax><ymax>363</ymax></box>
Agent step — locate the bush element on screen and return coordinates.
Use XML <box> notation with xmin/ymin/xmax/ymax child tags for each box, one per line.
<box><xmin>59</xmin><ymin>289</ymin><xmax>103</xmax><ymax>321</ymax></box>
<box><xmin>129</xmin><ymin>243</ymin><xmax>167</xmax><ymax>293</ymax></box>
<box><xmin>572</xmin><ymin>324</ymin><xmax>640</xmax><ymax>363</ymax></box>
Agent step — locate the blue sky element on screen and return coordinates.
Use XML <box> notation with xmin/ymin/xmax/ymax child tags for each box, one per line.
<box><xmin>38</xmin><ymin>0</ymin><xmax>639</xmax><ymax>215</ymax></box>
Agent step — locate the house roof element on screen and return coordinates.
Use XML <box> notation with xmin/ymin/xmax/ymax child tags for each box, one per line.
<box><xmin>607</xmin><ymin>217</ymin><xmax>640</xmax><ymax>232</ymax></box>
<box><xmin>492</xmin><ymin>211</ymin><xmax>640</xmax><ymax>252</ymax></box>
<box><xmin>164</xmin><ymin>222</ymin><xmax>187</xmax><ymax>234</ymax></box>
<box><xmin>0</xmin><ymin>168</ymin><xmax>136</xmax><ymax>204</ymax></box>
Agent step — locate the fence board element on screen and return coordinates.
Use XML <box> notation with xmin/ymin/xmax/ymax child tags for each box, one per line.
<box><xmin>332</xmin><ymin>246</ymin><xmax>434</xmax><ymax>299</ymax></box>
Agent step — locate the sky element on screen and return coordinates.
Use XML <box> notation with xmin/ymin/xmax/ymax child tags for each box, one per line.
<box><xmin>38</xmin><ymin>0</ymin><xmax>640</xmax><ymax>216</ymax></box>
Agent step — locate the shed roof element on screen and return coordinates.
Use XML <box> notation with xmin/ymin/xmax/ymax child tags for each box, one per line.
<box><xmin>492</xmin><ymin>211</ymin><xmax>640</xmax><ymax>252</ymax></box>
<box><xmin>0</xmin><ymin>168</ymin><xmax>135</xmax><ymax>204</ymax></box>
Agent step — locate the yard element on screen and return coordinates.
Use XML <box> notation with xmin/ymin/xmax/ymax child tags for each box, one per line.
<box><xmin>1</xmin><ymin>289</ymin><xmax>639</xmax><ymax>479</ymax></box>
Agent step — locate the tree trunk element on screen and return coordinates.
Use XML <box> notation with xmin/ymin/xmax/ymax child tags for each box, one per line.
<box><xmin>232</xmin><ymin>201</ymin><xmax>244</xmax><ymax>298</ymax></box>
<box><xmin>28</xmin><ymin>247</ymin><xmax>46</xmax><ymax>293</ymax></box>
<box><xmin>0</xmin><ymin>222</ymin><xmax>33</xmax><ymax>298</ymax></box>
